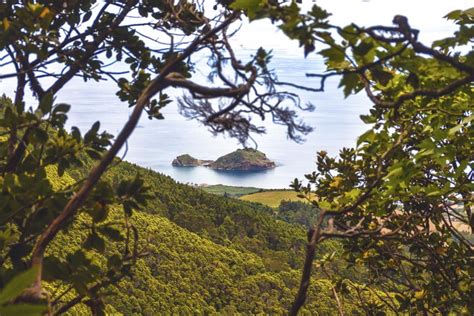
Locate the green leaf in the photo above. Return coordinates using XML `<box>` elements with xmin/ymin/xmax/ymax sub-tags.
<box><xmin>84</xmin><ymin>232</ymin><xmax>106</xmax><ymax>252</ymax></box>
<box><xmin>38</xmin><ymin>93</ymin><xmax>54</xmax><ymax>115</ymax></box>
<box><xmin>43</xmin><ymin>256</ymin><xmax>69</xmax><ymax>281</ymax></box>
<box><xmin>57</xmin><ymin>160</ymin><xmax>69</xmax><ymax>177</ymax></box>
<box><xmin>463</xmin><ymin>7</ymin><xmax>474</xmax><ymax>17</ymax></box>
<box><xmin>360</xmin><ymin>114</ymin><xmax>376</xmax><ymax>124</ymax></box>
<box><xmin>107</xmin><ymin>254</ymin><xmax>122</xmax><ymax>271</ymax></box>
<box><xmin>345</xmin><ymin>188</ymin><xmax>361</xmax><ymax>200</ymax></box>
<box><xmin>338</xmin><ymin>25</ymin><xmax>357</xmax><ymax>43</ymax></box>
<box><xmin>449</xmin><ymin>114</ymin><xmax>474</xmax><ymax>136</ymax></box>
<box><xmin>304</xmin><ymin>41</ymin><xmax>315</xmax><ymax>57</ymax></box>
<box><xmin>353</xmin><ymin>41</ymin><xmax>373</xmax><ymax>57</ymax></box>
<box><xmin>357</xmin><ymin>129</ymin><xmax>375</xmax><ymax>146</ymax></box>
<box><xmin>0</xmin><ymin>268</ymin><xmax>37</xmax><ymax>304</ymax></box>
<box><xmin>53</xmin><ymin>103</ymin><xmax>70</xmax><ymax>114</ymax></box>
<box><xmin>320</xmin><ymin>47</ymin><xmax>345</xmax><ymax>65</ymax></box>
<box><xmin>426</xmin><ymin>190</ymin><xmax>441</xmax><ymax>197</ymax></box>
<box><xmin>33</xmin><ymin>128</ymin><xmax>48</xmax><ymax>144</ymax></box>
<box><xmin>339</xmin><ymin>73</ymin><xmax>361</xmax><ymax>98</ymax></box>
<box><xmin>371</xmin><ymin>68</ymin><xmax>393</xmax><ymax>86</ymax></box>
<box><xmin>82</xmin><ymin>11</ymin><xmax>92</xmax><ymax>23</ymax></box>
<box><xmin>406</xmin><ymin>72</ymin><xmax>419</xmax><ymax>88</ymax></box>
<box><xmin>385</xmin><ymin>166</ymin><xmax>403</xmax><ymax>179</ymax></box>
<box><xmin>98</xmin><ymin>226</ymin><xmax>124</xmax><ymax>241</ymax></box>
<box><xmin>309</xmin><ymin>5</ymin><xmax>330</xmax><ymax>20</ymax></box>
<box><xmin>86</xmin><ymin>203</ymin><xmax>109</xmax><ymax>223</ymax></box>
<box><xmin>8</xmin><ymin>243</ymin><xmax>32</xmax><ymax>265</ymax></box>
<box><xmin>71</xmin><ymin>126</ymin><xmax>81</xmax><ymax>142</ymax></box>
<box><xmin>67</xmin><ymin>250</ymin><xmax>87</xmax><ymax>269</ymax></box>
<box><xmin>444</xmin><ymin>10</ymin><xmax>461</xmax><ymax>20</ymax></box>
<box><xmin>84</xmin><ymin>121</ymin><xmax>100</xmax><ymax>144</ymax></box>
<box><xmin>230</xmin><ymin>0</ymin><xmax>264</xmax><ymax>20</ymax></box>
<box><xmin>90</xmin><ymin>121</ymin><xmax>100</xmax><ymax>134</ymax></box>
<box><xmin>415</xmin><ymin>148</ymin><xmax>434</xmax><ymax>159</ymax></box>
<box><xmin>448</xmin><ymin>124</ymin><xmax>462</xmax><ymax>136</ymax></box>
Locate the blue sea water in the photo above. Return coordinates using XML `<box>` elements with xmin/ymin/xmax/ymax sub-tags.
<box><xmin>2</xmin><ymin>52</ymin><xmax>370</xmax><ymax>189</ymax></box>
<box><xmin>60</xmin><ymin>53</ymin><xmax>371</xmax><ymax>189</ymax></box>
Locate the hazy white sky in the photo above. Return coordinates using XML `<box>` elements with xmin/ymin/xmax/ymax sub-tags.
<box><xmin>232</xmin><ymin>0</ymin><xmax>473</xmax><ymax>52</ymax></box>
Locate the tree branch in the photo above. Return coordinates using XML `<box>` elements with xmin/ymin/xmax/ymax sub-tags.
<box><xmin>29</xmin><ymin>11</ymin><xmax>240</xmax><ymax>300</ymax></box>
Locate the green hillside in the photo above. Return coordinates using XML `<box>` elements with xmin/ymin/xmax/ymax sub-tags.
<box><xmin>69</xmin><ymin>159</ymin><xmax>315</xmax><ymax>271</ymax></box>
<box><xmin>50</xmin><ymin>204</ymin><xmax>366</xmax><ymax>314</ymax></box>
<box><xmin>47</xmin><ymin>159</ymin><xmax>387</xmax><ymax>314</ymax></box>
<box><xmin>98</xmin><ymin>211</ymin><xmax>363</xmax><ymax>314</ymax></box>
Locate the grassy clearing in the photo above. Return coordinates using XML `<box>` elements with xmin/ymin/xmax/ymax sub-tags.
<box><xmin>201</xmin><ymin>184</ymin><xmax>262</xmax><ymax>197</ymax></box>
<box><xmin>240</xmin><ymin>190</ymin><xmax>305</xmax><ymax>207</ymax></box>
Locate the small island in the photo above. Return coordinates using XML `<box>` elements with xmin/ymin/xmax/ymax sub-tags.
<box><xmin>171</xmin><ymin>154</ymin><xmax>213</xmax><ymax>167</ymax></box>
<box><xmin>172</xmin><ymin>148</ymin><xmax>276</xmax><ymax>171</ymax></box>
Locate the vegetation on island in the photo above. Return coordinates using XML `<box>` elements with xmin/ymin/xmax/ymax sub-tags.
<box><xmin>172</xmin><ymin>148</ymin><xmax>276</xmax><ymax>170</ymax></box>
<box><xmin>210</xmin><ymin>148</ymin><xmax>276</xmax><ymax>170</ymax></box>
<box><xmin>0</xmin><ymin>1</ymin><xmax>472</xmax><ymax>315</ymax></box>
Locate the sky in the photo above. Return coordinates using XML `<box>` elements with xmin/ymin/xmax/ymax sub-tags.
<box><xmin>231</xmin><ymin>0</ymin><xmax>473</xmax><ymax>53</ymax></box>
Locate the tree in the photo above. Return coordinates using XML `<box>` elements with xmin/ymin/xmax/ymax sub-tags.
<box><xmin>0</xmin><ymin>1</ymin><xmax>313</xmax><ymax>313</ymax></box>
<box><xmin>1</xmin><ymin>0</ymin><xmax>472</xmax><ymax>314</ymax></box>
<box><xmin>230</xmin><ymin>2</ymin><xmax>473</xmax><ymax>314</ymax></box>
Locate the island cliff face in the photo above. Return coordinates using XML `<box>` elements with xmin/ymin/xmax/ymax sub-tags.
<box><xmin>172</xmin><ymin>149</ymin><xmax>276</xmax><ymax>171</ymax></box>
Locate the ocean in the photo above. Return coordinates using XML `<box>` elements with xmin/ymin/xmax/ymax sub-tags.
<box><xmin>60</xmin><ymin>53</ymin><xmax>369</xmax><ymax>189</ymax></box>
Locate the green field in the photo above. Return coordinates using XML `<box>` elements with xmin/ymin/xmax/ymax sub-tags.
<box><xmin>201</xmin><ymin>184</ymin><xmax>262</xmax><ymax>197</ymax></box>
<box><xmin>240</xmin><ymin>190</ymin><xmax>305</xmax><ymax>207</ymax></box>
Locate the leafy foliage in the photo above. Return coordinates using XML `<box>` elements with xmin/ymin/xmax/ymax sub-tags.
<box><xmin>0</xmin><ymin>1</ymin><xmax>314</xmax><ymax>313</ymax></box>
<box><xmin>0</xmin><ymin>268</ymin><xmax>45</xmax><ymax>315</ymax></box>
<box><xmin>258</xmin><ymin>3</ymin><xmax>474</xmax><ymax>314</ymax></box>
<box><xmin>0</xmin><ymin>0</ymin><xmax>471</xmax><ymax>314</ymax></box>
<box><xmin>0</xmin><ymin>95</ymin><xmax>149</xmax><ymax>313</ymax></box>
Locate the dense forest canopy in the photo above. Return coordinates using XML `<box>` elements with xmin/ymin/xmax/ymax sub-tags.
<box><xmin>0</xmin><ymin>0</ymin><xmax>472</xmax><ymax>315</ymax></box>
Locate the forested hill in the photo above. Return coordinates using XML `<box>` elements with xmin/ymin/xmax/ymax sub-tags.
<box><xmin>56</xmin><ymin>159</ymin><xmax>384</xmax><ymax>314</ymax></box>
<box><xmin>69</xmin><ymin>159</ymin><xmax>313</xmax><ymax>271</ymax></box>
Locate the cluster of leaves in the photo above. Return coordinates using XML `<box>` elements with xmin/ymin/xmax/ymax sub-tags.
<box><xmin>0</xmin><ymin>95</ymin><xmax>149</xmax><ymax>314</ymax></box>
<box><xmin>0</xmin><ymin>0</ymin><xmax>318</xmax><ymax>313</ymax></box>
<box><xmin>263</xmin><ymin>3</ymin><xmax>474</xmax><ymax>315</ymax></box>
<box><xmin>0</xmin><ymin>1</ymin><xmax>205</xmax><ymax>118</ymax></box>
<box><xmin>229</xmin><ymin>0</ymin><xmax>332</xmax><ymax>57</ymax></box>
<box><xmin>0</xmin><ymin>1</ymin><xmax>318</xmax><ymax>313</ymax></box>
<box><xmin>0</xmin><ymin>0</ymin><xmax>471</xmax><ymax>314</ymax></box>
<box><xmin>227</xmin><ymin>0</ymin><xmax>473</xmax><ymax>313</ymax></box>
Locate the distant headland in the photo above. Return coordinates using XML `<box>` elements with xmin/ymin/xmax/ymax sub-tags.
<box><xmin>172</xmin><ymin>148</ymin><xmax>276</xmax><ymax>171</ymax></box>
